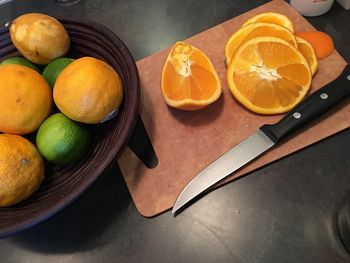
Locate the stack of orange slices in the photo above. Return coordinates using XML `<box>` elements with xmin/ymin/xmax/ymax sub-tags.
<box><xmin>225</xmin><ymin>12</ymin><xmax>318</xmax><ymax>114</ymax></box>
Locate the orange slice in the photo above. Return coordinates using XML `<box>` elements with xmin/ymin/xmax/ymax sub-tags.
<box><xmin>242</xmin><ymin>12</ymin><xmax>294</xmax><ymax>33</ymax></box>
<box><xmin>296</xmin><ymin>36</ymin><xmax>318</xmax><ymax>76</ymax></box>
<box><xmin>227</xmin><ymin>37</ymin><xmax>312</xmax><ymax>114</ymax></box>
<box><xmin>161</xmin><ymin>41</ymin><xmax>221</xmax><ymax>111</ymax></box>
<box><xmin>225</xmin><ymin>22</ymin><xmax>297</xmax><ymax>66</ymax></box>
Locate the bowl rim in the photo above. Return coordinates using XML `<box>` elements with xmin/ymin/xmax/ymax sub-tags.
<box><xmin>0</xmin><ymin>18</ymin><xmax>140</xmax><ymax>238</ymax></box>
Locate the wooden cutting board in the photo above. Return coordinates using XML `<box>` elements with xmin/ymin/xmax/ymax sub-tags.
<box><xmin>118</xmin><ymin>0</ymin><xmax>349</xmax><ymax>217</ymax></box>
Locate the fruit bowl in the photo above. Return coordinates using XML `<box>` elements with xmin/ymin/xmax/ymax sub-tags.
<box><xmin>0</xmin><ymin>18</ymin><xmax>140</xmax><ymax>237</ymax></box>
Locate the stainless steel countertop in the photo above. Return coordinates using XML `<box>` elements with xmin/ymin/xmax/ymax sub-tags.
<box><xmin>0</xmin><ymin>1</ymin><xmax>349</xmax><ymax>262</ymax></box>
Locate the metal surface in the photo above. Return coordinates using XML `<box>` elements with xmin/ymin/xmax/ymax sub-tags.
<box><xmin>0</xmin><ymin>1</ymin><xmax>350</xmax><ymax>262</ymax></box>
<box><xmin>172</xmin><ymin>130</ymin><xmax>274</xmax><ymax>213</ymax></box>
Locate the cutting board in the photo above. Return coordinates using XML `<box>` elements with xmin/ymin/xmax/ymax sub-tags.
<box><xmin>118</xmin><ymin>0</ymin><xmax>349</xmax><ymax>217</ymax></box>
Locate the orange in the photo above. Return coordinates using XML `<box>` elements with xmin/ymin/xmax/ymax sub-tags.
<box><xmin>0</xmin><ymin>134</ymin><xmax>44</xmax><ymax>207</ymax></box>
<box><xmin>225</xmin><ymin>22</ymin><xmax>297</xmax><ymax>65</ymax></box>
<box><xmin>242</xmin><ymin>12</ymin><xmax>294</xmax><ymax>33</ymax></box>
<box><xmin>0</xmin><ymin>64</ymin><xmax>52</xmax><ymax>135</ymax></box>
<box><xmin>296</xmin><ymin>36</ymin><xmax>318</xmax><ymax>76</ymax></box>
<box><xmin>227</xmin><ymin>37</ymin><xmax>312</xmax><ymax>114</ymax></box>
<box><xmin>295</xmin><ymin>31</ymin><xmax>334</xmax><ymax>60</ymax></box>
<box><xmin>161</xmin><ymin>41</ymin><xmax>221</xmax><ymax>111</ymax></box>
<box><xmin>54</xmin><ymin>57</ymin><xmax>123</xmax><ymax>124</ymax></box>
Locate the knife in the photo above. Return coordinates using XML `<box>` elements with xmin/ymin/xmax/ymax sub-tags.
<box><xmin>172</xmin><ymin>64</ymin><xmax>350</xmax><ymax>214</ymax></box>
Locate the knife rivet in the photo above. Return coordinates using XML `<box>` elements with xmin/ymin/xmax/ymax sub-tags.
<box><xmin>320</xmin><ymin>93</ymin><xmax>328</xmax><ymax>100</ymax></box>
<box><xmin>347</xmin><ymin>75</ymin><xmax>350</xmax><ymax>81</ymax></box>
<box><xmin>293</xmin><ymin>112</ymin><xmax>301</xmax><ymax>119</ymax></box>
<box><xmin>4</xmin><ymin>21</ymin><xmax>10</xmax><ymax>27</ymax></box>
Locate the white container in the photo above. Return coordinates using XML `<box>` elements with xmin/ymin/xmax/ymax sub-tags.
<box><xmin>337</xmin><ymin>0</ymin><xmax>350</xmax><ymax>10</ymax></box>
<box><xmin>290</xmin><ymin>0</ymin><xmax>334</xmax><ymax>16</ymax></box>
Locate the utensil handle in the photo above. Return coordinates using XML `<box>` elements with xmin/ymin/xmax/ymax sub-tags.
<box><xmin>260</xmin><ymin>64</ymin><xmax>350</xmax><ymax>143</ymax></box>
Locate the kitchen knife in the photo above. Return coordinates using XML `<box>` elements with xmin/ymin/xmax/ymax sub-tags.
<box><xmin>172</xmin><ymin>64</ymin><xmax>350</xmax><ymax>214</ymax></box>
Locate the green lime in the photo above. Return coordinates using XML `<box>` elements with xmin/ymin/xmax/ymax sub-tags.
<box><xmin>0</xmin><ymin>56</ymin><xmax>41</xmax><ymax>73</ymax></box>
<box><xmin>42</xmin><ymin>57</ymin><xmax>74</xmax><ymax>89</ymax></box>
<box><xmin>36</xmin><ymin>113</ymin><xmax>91</xmax><ymax>165</ymax></box>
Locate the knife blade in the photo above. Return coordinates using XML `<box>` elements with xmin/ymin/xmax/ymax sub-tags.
<box><xmin>172</xmin><ymin>64</ymin><xmax>350</xmax><ymax>214</ymax></box>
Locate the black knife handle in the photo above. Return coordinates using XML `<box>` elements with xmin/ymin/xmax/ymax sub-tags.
<box><xmin>260</xmin><ymin>64</ymin><xmax>350</xmax><ymax>144</ymax></box>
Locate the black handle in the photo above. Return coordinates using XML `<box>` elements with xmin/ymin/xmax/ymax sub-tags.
<box><xmin>261</xmin><ymin>64</ymin><xmax>350</xmax><ymax>144</ymax></box>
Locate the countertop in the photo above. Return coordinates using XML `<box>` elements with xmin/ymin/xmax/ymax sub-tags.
<box><xmin>0</xmin><ymin>0</ymin><xmax>349</xmax><ymax>262</ymax></box>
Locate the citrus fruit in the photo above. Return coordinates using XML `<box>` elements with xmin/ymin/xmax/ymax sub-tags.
<box><xmin>54</xmin><ymin>57</ymin><xmax>123</xmax><ymax>124</ymax></box>
<box><xmin>161</xmin><ymin>41</ymin><xmax>221</xmax><ymax>111</ymax></box>
<box><xmin>0</xmin><ymin>64</ymin><xmax>52</xmax><ymax>135</ymax></box>
<box><xmin>1</xmin><ymin>56</ymin><xmax>41</xmax><ymax>72</ymax></box>
<box><xmin>10</xmin><ymin>13</ymin><xmax>70</xmax><ymax>64</ymax></box>
<box><xmin>225</xmin><ymin>22</ymin><xmax>297</xmax><ymax>66</ymax></box>
<box><xmin>296</xmin><ymin>36</ymin><xmax>318</xmax><ymax>76</ymax></box>
<box><xmin>242</xmin><ymin>12</ymin><xmax>294</xmax><ymax>33</ymax></box>
<box><xmin>0</xmin><ymin>134</ymin><xmax>44</xmax><ymax>207</ymax></box>
<box><xmin>42</xmin><ymin>57</ymin><xmax>74</xmax><ymax>89</ymax></box>
<box><xmin>227</xmin><ymin>37</ymin><xmax>312</xmax><ymax>114</ymax></box>
<box><xmin>295</xmin><ymin>31</ymin><xmax>334</xmax><ymax>60</ymax></box>
<box><xmin>36</xmin><ymin>113</ymin><xmax>91</xmax><ymax>165</ymax></box>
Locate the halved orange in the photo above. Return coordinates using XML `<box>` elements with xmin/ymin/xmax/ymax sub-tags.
<box><xmin>242</xmin><ymin>12</ymin><xmax>294</xmax><ymax>33</ymax></box>
<box><xmin>227</xmin><ymin>37</ymin><xmax>312</xmax><ymax>114</ymax></box>
<box><xmin>225</xmin><ymin>22</ymin><xmax>297</xmax><ymax>66</ymax></box>
<box><xmin>161</xmin><ymin>41</ymin><xmax>221</xmax><ymax>111</ymax></box>
<box><xmin>296</xmin><ymin>36</ymin><xmax>318</xmax><ymax>76</ymax></box>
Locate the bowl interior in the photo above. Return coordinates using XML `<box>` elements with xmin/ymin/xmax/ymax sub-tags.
<box><xmin>0</xmin><ymin>19</ymin><xmax>140</xmax><ymax>237</ymax></box>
